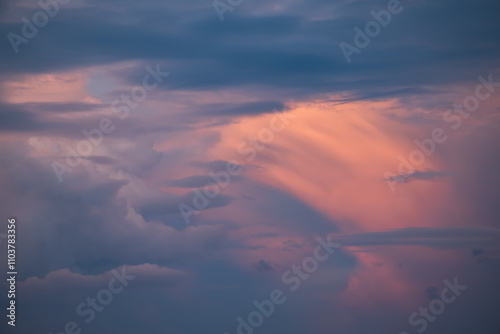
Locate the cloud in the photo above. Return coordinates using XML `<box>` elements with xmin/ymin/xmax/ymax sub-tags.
<box><xmin>0</xmin><ymin>142</ymin><xmax>233</xmax><ymax>280</ymax></box>
<box><xmin>329</xmin><ymin>226</ymin><xmax>500</xmax><ymax>249</ymax></box>
<box><xmin>0</xmin><ymin>0</ymin><xmax>498</xmax><ymax>106</ymax></box>
<box><xmin>255</xmin><ymin>259</ymin><xmax>274</xmax><ymax>272</ymax></box>
<box><xmin>163</xmin><ymin>174</ymin><xmax>243</xmax><ymax>188</ymax></box>
<box><xmin>1</xmin><ymin>1</ymin><xmax>500</xmax><ymax>334</ymax></box>
<box><xmin>472</xmin><ymin>248</ymin><xmax>485</xmax><ymax>257</ymax></box>
<box><xmin>138</xmin><ymin>192</ymin><xmax>233</xmax><ymax>220</ymax></box>
<box><xmin>0</xmin><ymin>102</ymin><xmax>44</xmax><ymax>131</ymax></box>
<box><xmin>191</xmin><ymin>160</ymin><xmax>246</xmax><ymax>173</ymax></box>
<box><xmin>425</xmin><ymin>286</ymin><xmax>439</xmax><ymax>300</ymax></box>
<box><xmin>21</xmin><ymin>263</ymin><xmax>186</xmax><ymax>292</ymax></box>
<box><xmin>196</xmin><ymin>101</ymin><xmax>286</xmax><ymax>116</ymax></box>
<box><xmin>85</xmin><ymin>155</ymin><xmax>117</xmax><ymax>165</ymax></box>
<box><xmin>384</xmin><ymin>169</ymin><xmax>447</xmax><ymax>184</ymax></box>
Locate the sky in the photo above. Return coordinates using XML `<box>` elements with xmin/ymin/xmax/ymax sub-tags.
<box><xmin>0</xmin><ymin>0</ymin><xmax>500</xmax><ymax>333</ymax></box>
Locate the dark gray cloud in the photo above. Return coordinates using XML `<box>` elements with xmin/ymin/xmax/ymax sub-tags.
<box><xmin>0</xmin><ymin>102</ymin><xmax>44</xmax><ymax>131</ymax></box>
<box><xmin>330</xmin><ymin>226</ymin><xmax>500</xmax><ymax>249</ymax></box>
<box><xmin>85</xmin><ymin>155</ymin><xmax>117</xmax><ymax>165</ymax></box>
<box><xmin>472</xmin><ymin>248</ymin><xmax>485</xmax><ymax>257</ymax></box>
<box><xmin>385</xmin><ymin>169</ymin><xmax>447</xmax><ymax>184</ymax></box>
<box><xmin>0</xmin><ymin>99</ymin><xmax>190</xmax><ymax>137</ymax></box>
<box><xmin>235</xmin><ymin>179</ymin><xmax>340</xmax><ymax>236</ymax></box>
<box><xmin>255</xmin><ymin>259</ymin><xmax>274</xmax><ymax>272</ymax></box>
<box><xmin>23</xmin><ymin>101</ymin><xmax>104</xmax><ymax>113</ymax></box>
<box><xmin>138</xmin><ymin>192</ymin><xmax>233</xmax><ymax>220</ymax></box>
<box><xmin>191</xmin><ymin>160</ymin><xmax>245</xmax><ymax>173</ymax></box>
<box><xmin>196</xmin><ymin>100</ymin><xmax>286</xmax><ymax>116</ymax></box>
<box><xmin>0</xmin><ymin>0</ymin><xmax>498</xmax><ymax>107</ymax></box>
<box><xmin>163</xmin><ymin>174</ymin><xmax>243</xmax><ymax>188</ymax></box>
<box><xmin>425</xmin><ymin>286</ymin><xmax>439</xmax><ymax>300</ymax></box>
